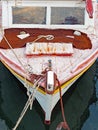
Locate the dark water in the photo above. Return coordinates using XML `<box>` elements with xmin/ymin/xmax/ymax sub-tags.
<box><xmin>0</xmin><ymin>59</ymin><xmax>98</xmax><ymax>130</ymax></box>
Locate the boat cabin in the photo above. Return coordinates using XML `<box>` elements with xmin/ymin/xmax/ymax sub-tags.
<box><xmin>1</xmin><ymin>0</ymin><xmax>97</xmax><ymax>35</ymax></box>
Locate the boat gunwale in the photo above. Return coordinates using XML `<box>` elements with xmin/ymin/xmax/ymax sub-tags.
<box><xmin>0</xmin><ymin>59</ymin><xmax>96</xmax><ymax>95</ymax></box>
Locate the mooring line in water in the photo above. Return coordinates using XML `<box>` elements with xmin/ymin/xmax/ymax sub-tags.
<box><xmin>12</xmin><ymin>78</ymin><xmax>41</xmax><ymax>130</ymax></box>
<box><xmin>56</xmin><ymin>80</ymin><xmax>70</xmax><ymax>130</ymax></box>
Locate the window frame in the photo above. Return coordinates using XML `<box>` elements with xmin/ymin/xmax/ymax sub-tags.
<box><xmin>2</xmin><ymin>0</ymin><xmax>94</xmax><ymax>30</ymax></box>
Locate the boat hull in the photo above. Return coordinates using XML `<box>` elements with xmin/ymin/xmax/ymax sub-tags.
<box><xmin>0</xmin><ymin>59</ymin><xmax>95</xmax><ymax>123</ymax></box>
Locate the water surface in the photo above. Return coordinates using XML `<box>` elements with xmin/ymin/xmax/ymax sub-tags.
<box><xmin>0</xmin><ymin>60</ymin><xmax>98</xmax><ymax>130</ymax></box>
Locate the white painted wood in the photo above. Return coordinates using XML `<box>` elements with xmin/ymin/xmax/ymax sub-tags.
<box><xmin>1</xmin><ymin>0</ymin><xmax>96</xmax><ymax>33</ymax></box>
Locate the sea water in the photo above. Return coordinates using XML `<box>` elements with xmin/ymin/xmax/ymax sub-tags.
<box><xmin>0</xmin><ymin>59</ymin><xmax>98</xmax><ymax>130</ymax></box>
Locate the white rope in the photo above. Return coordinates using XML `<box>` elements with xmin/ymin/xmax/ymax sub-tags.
<box><xmin>12</xmin><ymin>77</ymin><xmax>42</xmax><ymax>130</ymax></box>
<box><xmin>0</xmin><ymin>30</ymin><xmax>54</xmax><ymax>83</ymax></box>
<box><xmin>12</xmin><ymin>94</ymin><xmax>34</xmax><ymax>130</ymax></box>
<box><xmin>0</xmin><ymin>30</ymin><xmax>54</xmax><ymax>130</ymax></box>
<box><xmin>30</xmin><ymin>34</ymin><xmax>54</xmax><ymax>43</ymax></box>
<box><xmin>0</xmin><ymin>31</ymin><xmax>54</xmax><ymax>70</ymax></box>
<box><xmin>0</xmin><ymin>30</ymin><xmax>30</xmax><ymax>90</ymax></box>
<box><xmin>26</xmin><ymin>77</ymin><xmax>42</xmax><ymax>110</ymax></box>
<box><xmin>0</xmin><ymin>30</ymin><xmax>28</xmax><ymax>71</ymax></box>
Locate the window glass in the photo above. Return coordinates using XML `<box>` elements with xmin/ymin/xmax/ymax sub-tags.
<box><xmin>12</xmin><ymin>6</ymin><xmax>46</xmax><ymax>24</ymax></box>
<box><xmin>51</xmin><ymin>7</ymin><xmax>85</xmax><ymax>25</ymax></box>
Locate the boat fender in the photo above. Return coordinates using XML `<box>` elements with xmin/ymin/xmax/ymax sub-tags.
<box><xmin>46</xmin><ymin>70</ymin><xmax>56</xmax><ymax>94</ymax></box>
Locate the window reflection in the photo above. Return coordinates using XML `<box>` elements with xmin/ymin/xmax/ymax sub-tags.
<box><xmin>12</xmin><ymin>6</ymin><xmax>46</xmax><ymax>24</ymax></box>
<box><xmin>51</xmin><ymin>7</ymin><xmax>85</xmax><ymax>25</ymax></box>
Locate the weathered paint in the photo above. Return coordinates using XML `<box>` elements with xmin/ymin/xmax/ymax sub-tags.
<box><xmin>0</xmin><ymin>2</ymin><xmax>2</xmax><ymax>27</ymax></box>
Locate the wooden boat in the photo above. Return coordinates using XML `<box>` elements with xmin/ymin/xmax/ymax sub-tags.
<box><xmin>0</xmin><ymin>0</ymin><xmax>98</xmax><ymax>130</ymax></box>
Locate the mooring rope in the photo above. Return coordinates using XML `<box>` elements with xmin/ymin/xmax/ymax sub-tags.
<box><xmin>0</xmin><ymin>30</ymin><xmax>54</xmax><ymax>85</ymax></box>
<box><xmin>12</xmin><ymin>77</ymin><xmax>43</xmax><ymax>130</ymax></box>
<box><xmin>56</xmin><ymin>80</ymin><xmax>70</xmax><ymax>130</ymax></box>
<box><xmin>0</xmin><ymin>30</ymin><xmax>28</xmax><ymax>71</ymax></box>
<box><xmin>0</xmin><ymin>30</ymin><xmax>30</xmax><ymax>90</ymax></box>
<box><xmin>0</xmin><ymin>30</ymin><xmax>55</xmax><ymax>130</ymax></box>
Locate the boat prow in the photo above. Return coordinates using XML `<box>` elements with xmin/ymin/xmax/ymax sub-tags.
<box><xmin>0</xmin><ymin>0</ymin><xmax>98</xmax><ymax>130</ymax></box>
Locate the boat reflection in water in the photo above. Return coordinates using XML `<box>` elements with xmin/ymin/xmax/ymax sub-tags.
<box><xmin>0</xmin><ymin>59</ymin><xmax>98</xmax><ymax>130</ymax></box>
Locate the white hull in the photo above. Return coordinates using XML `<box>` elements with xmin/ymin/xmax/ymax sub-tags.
<box><xmin>1</xmin><ymin>59</ymin><xmax>95</xmax><ymax>122</ymax></box>
<box><xmin>0</xmin><ymin>1</ymin><xmax>98</xmax><ymax>129</ymax></box>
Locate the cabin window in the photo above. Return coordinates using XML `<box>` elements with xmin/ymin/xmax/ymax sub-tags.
<box><xmin>2</xmin><ymin>0</ymin><xmax>94</xmax><ymax>29</ymax></box>
<box><xmin>12</xmin><ymin>6</ymin><xmax>46</xmax><ymax>24</ymax></box>
<box><xmin>51</xmin><ymin>7</ymin><xmax>85</xmax><ymax>25</ymax></box>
